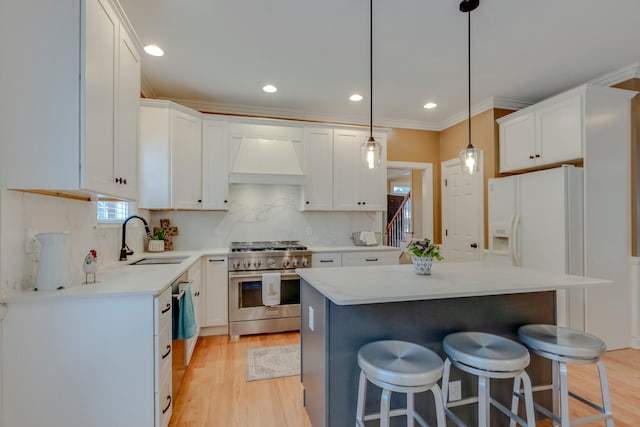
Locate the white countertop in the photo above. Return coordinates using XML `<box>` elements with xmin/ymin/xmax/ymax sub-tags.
<box><xmin>297</xmin><ymin>261</ymin><xmax>612</xmax><ymax>305</ymax></box>
<box><xmin>309</xmin><ymin>245</ymin><xmax>400</xmax><ymax>253</ymax></box>
<box><xmin>2</xmin><ymin>249</ymin><xmax>228</xmax><ymax>302</ymax></box>
<box><xmin>1</xmin><ymin>245</ymin><xmax>401</xmax><ymax>303</ymax></box>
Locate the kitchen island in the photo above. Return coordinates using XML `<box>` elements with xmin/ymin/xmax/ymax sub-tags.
<box><xmin>297</xmin><ymin>262</ymin><xmax>610</xmax><ymax>427</ymax></box>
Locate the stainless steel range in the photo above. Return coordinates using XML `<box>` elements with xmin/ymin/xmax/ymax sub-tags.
<box><xmin>228</xmin><ymin>241</ymin><xmax>312</xmax><ymax>339</ymax></box>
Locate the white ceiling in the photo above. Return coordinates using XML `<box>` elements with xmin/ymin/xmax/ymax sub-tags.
<box><xmin>120</xmin><ymin>0</ymin><xmax>640</xmax><ymax>130</ymax></box>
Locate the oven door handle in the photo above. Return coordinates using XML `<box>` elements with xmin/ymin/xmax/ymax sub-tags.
<box><xmin>228</xmin><ymin>272</ymin><xmax>300</xmax><ymax>280</ymax></box>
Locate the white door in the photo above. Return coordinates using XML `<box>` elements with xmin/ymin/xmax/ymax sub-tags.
<box><xmin>441</xmin><ymin>156</ymin><xmax>484</xmax><ymax>262</ymax></box>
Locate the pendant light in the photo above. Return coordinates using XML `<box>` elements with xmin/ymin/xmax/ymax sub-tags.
<box><xmin>458</xmin><ymin>0</ymin><xmax>480</xmax><ymax>175</ymax></box>
<box><xmin>361</xmin><ymin>0</ymin><xmax>382</xmax><ymax>169</ymax></box>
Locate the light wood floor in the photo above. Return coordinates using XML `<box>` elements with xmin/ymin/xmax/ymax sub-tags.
<box><xmin>170</xmin><ymin>333</ymin><xmax>639</xmax><ymax>427</ymax></box>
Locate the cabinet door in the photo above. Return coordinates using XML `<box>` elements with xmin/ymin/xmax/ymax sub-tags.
<box><xmin>202</xmin><ymin>120</ymin><xmax>229</xmax><ymax>210</ymax></box>
<box><xmin>333</xmin><ymin>130</ymin><xmax>363</xmax><ymax>210</ymax></box>
<box><xmin>499</xmin><ymin>112</ymin><xmax>536</xmax><ymax>173</ymax></box>
<box><xmin>302</xmin><ymin>128</ymin><xmax>333</xmax><ymax>210</ymax></box>
<box><xmin>359</xmin><ymin>133</ymin><xmax>387</xmax><ymax>210</ymax></box>
<box><xmin>171</xmin><ymin>110</ymin><xmax>202</xmax><ymax>209</ymax></box>
<box><xmin>115</xmin><ymin>26</ymin><xmax>140</xmax><ymax>200</ymax></box>
<box><xmin>537</xmin><ymin>95</ymin><xmax>583</xmax><ymax>165</ymax></box>
<box><xmin>204</xmin><ymin>257</ymin><xmax>228</xmax><ymax>327</ymax></box>
<box><xmin>83</xmin><ymin>0</ymin><xmax>118</xmax><ymax>195</ymax></box>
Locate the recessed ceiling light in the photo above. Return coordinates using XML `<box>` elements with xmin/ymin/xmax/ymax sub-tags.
<box><xmin>143</xmin><ymin>44</ymin><xmax>164</xmax><ymax>57</ymax></box>
<box><xmin>263</xmin><ymin>84</ymin><xmax>277</xmax><ymax>93</ymax></box>
<box><xmin>424</xmin><ymin>102</ymin><xmax>437</xmax><ymax>109</ymax></box>
<box><xmin>350</xmin><ymin>94</ymin><xmax>363</xmax><ymax>102</ymax></box>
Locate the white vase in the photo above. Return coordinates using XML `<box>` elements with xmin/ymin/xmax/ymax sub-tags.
<box><xmin>148</xmin><ymin>240</ymin><xmax>165</xmax><ymax>252</ymax></box>
<box><xmin>411</xmin><ymin>255</ymin><xmax>433</xmax><ymax>275</ymax></box>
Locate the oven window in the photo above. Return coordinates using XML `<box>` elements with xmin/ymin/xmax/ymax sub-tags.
<box><xmin>240</xmin><ymin>278</ymin><xmax>300</xmax><ymax>308</ymax></box>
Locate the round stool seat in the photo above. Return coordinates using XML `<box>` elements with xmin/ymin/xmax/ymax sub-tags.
<box><xmin>443</xmin><ymin>332</ymin><xmax>530</xmax><ymax>372</ymax></box>
<box><xmin>518</xmin><ymin>324</ymin><xmax>606</xmax><ymax>360</ymax></box>
<box><xmin>357</xmin><ymin>340</ymin><xmax>443</xmax><ymax>387</ymax></box>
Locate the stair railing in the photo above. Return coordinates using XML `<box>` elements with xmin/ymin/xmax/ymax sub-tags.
<box><xmin>386</xmin><ymin>191</ymin><xmax>411</xmax><ymax>248</ymax></box>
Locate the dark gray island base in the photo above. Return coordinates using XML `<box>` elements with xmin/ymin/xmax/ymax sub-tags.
<box><xmin>300</xmin><ymin>280</ymin><xmax>555</xmax><ymax>427</ymax></box>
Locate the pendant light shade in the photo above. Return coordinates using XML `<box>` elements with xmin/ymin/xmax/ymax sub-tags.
<box><xmin>458</xmin><ymin>0</ymin><xmax>480</xmax><ymax>175</ymax></box>
<box><xmin>361</xmin><ymin>0</ymin><xmax>382</xmax><ymax>169</ymax></box>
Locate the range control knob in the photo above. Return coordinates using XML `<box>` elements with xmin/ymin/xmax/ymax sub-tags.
<box><xmin>300</xmin><ymin>257</ymin><xmax>309</xmax><ymax>267</ymax></box>
<box><xmin>253</xmin><ymin>260</ymin><xmax>262</xmax><ymax>268</ymax></box>
<box><xmin>232</xmin><ymin>261</ymin><xmax>240</xmax><ymax>270</ymax></box>
<box><xmin>282</xmin><ymin>259</ymin><xmax>290</xmax><ymax>268</ymax></box>
<box><xmin>243</xmin><ymin>259</ymin><xmax>252</xmax><ymax>269</ymax></box>
<box><xmin>267</xmin><ymin>258</ymin><xmax>277</xmax><ymax>269</ymax></box>
<box><xmin>291</xmin><ymin>258</ymin><xmax>298</xmax><ymax>267</ymax></box>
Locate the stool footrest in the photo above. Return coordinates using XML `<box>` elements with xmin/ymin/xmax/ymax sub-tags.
<box><xmin>490</xmin><ymin>397</ymin><xmax>529</xmax><ymax>427</ymax></box>
<box><xmin>447</xmin><ymin>396</ymin><xmax>479</xmax><ymax>408</ymax></box>
<box><xmin>568</xmin><ymin>390</ymin><xmax>606</xmax><ymax>413</ymax></box>
<box><xmin>363</xmin><ymin>408</ymin><xmax>428</xmax><ymax>427</ymax></box>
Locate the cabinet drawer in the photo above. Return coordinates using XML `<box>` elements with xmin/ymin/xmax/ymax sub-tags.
<box><xmin>155</xmin><ymin>376</ymin><xmax>173</xmax><ymax>427</ymax></box>
<box><xmin>342</xmin><ymin>251</ymin><xmax>399</xmax><ymax>267</ymax></box>
<box><xmin>154</xmin><ymin>287</ymin><xmax>172</xmax><ymax>336</ymax></box>
<box><xmin>155</xmin><ymin>327</ymin><xmax>172</xmax><ymax>390</ymax></box>
<box><xmin>312</xmin><ymin>252</ymin><xmax>342</xmax><ymax>268</ymax></box>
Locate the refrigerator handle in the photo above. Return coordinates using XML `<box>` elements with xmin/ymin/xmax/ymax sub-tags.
<box><xmin>510</xmin><ymin>214</ymin><xmax>521</xmax><ymax>266</ymax></box>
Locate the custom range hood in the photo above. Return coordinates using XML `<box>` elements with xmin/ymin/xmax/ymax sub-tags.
<box><xmin>228</xmin><ymin>124</ymin><xmax>306</xmax><ymax>185</ymax></box>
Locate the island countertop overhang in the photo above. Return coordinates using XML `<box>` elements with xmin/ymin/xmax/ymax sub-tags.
<box><xmin>296</xmin><ymin>262</ymin><xmax>611</xmax><ymax>306</ymax></box>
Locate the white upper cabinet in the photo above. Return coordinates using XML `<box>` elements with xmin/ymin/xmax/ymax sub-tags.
<box><xmin>0</xmin><ymin>0</ymin><xmax>140</xmax><ymax>200</ymax></box>
<box><xmin>171</xmin><ymin>110</ymin><xmax>203</xmax><ymax>210</ymax></box>
<box><xmin>202</xmin><ymin>120</ymin><xmax>230</xmax><ymax>210</ymax></box>
<box><xmin>301</xmin><ymin>128</ymin><xmax>334</xmax><ymax>210</ymax></box>
<box><xmin>499</xmin><ymin>88</ymin><xmax>583</xmax><ymax>173</ymax></box>
<box><xmin>139</xmin><ymin>100</ymin><xmax>206</xmax><ymax>209</ymax></box>
<box><xmin>333</xmin><ymin>130</ymin><xmax>387</xmax><ymax>211</ymax></box>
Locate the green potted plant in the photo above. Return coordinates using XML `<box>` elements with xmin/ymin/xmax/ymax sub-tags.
<box><xmin>403</xmin><ymin>238</ymin><xmax>443</xmax><ymax>275</ymax></box>
<box><xmin>148</xmin><ymin>229</ymin><xmax>165</xmax><ymax>252</ymax></box>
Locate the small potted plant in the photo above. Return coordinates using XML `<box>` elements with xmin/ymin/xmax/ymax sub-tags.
<box><xmin>148</xmin><ymin>229</ymin><xmax>165</xmax><ymax>252</ymax></box>
<box><xmin>403</xmin><ymin>238</ymin><xmax>443</xmax><ymax>275</ymax></box>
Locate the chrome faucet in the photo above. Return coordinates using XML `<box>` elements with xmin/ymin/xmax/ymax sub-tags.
<box><xmin>120</xmin><ymin>215</ymin><xmax>153</xmax><ymax>261</ymax></box>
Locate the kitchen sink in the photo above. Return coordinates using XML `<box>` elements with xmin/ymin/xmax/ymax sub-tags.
<box><xmin>129</xmin><ymin>256</ymin><xmax>189</xmax><ymax>265</ymax></box>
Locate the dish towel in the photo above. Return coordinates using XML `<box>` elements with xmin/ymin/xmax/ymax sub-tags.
<box><xmin>262</xmin><ymin>272</ymin><xmax>281</xmax><ymax>306</ymax></box>
<box><xmin>177</xmin><ymin>283</ymin><xmax>197</xmax><ymax>339</ymax></box>
<box><xmin>360</xmin><ymin>231</ymin><xmax>378</xmax><ymax>245</ymax></box>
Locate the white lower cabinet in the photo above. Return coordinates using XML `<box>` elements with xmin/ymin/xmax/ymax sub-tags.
<box><xmin>312</xmin><ymin>249</ymin><xmax>400</xmax><ymax>268</ymax></box>
<box><xmin>185</xmin><ymin>261</ymin><xmax>202</xmax><ymax>365</ymax></box>
<box><xmin>2</xmin><ymin>290</ymin><xmax>170</xmax><ymax>427</ymax></box>
<box><xmin>312</xmin><ymin>252</ymin><xmax>343</xmax><ymax>268</ymax></box>
<box><xmin>155</xmin><ymin>287</ymin><xmax>173</xmax><ymax>427</ymax></box>
<box><xmin>203</xmin><ymin>256</ymin><xmax>229</xmax><ymax>328</ymax></box>
<box><xmin>342</xmin><ymin>250</ymin><xmax>400</xmax><ymax>266</ymax></box>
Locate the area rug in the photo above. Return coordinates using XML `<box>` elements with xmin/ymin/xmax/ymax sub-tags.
<box><xmin>245</xmin><ymin>344</ymin><xmax>300</xmax><ymax>381</ymax></box>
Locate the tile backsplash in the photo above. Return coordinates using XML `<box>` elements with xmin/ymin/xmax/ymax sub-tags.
<box><xmin>149</xmin><ymin>184</ymin><xmax>383</xmax><ymax>249</ymax></box>
<box><xmin>0</xmin><ymin>184</ymin><xmax>382</xmax><ymax>296</ymax></box>
<box><xmin>0</xmin><ymin>190</ymin><xmax>147</xmax><ymax>295</ymax></box>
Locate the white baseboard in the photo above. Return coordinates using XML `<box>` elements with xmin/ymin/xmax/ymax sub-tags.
<box><xmin>630</xmin><ymin>257</ymin><xmax>639</xmax><ymax>349</ymax></box>
<box><xmin>199</xmin><ymin>325</ymin><xmax>229</xmax><ymax>337</ymax></box>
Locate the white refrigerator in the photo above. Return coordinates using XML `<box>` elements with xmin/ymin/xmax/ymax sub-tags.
<box><xmin>488</xmin><ymin>165</ymin><xmax>585</xmax><ymax>329</ymax></box>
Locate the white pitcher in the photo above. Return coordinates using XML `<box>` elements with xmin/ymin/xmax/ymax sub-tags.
<box><xmin>35</xmin><ymin>233</ymin><xmax>72</xmax><ymax>291</ymax></box>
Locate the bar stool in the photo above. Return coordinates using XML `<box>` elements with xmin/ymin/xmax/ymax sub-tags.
<box><xmin>355</xmin><ymin>340</ymin><xmax>446</xmax><ymax>427</ymax></box>
<box><xmin>441</xmin><ymin>332</ymin><xmax>536</xmax><ymax>427</ymax></box>
<box><xmin>515</xmin><ymin>324</ymin><xmax>613</xmax><ymax>427</ymax></box>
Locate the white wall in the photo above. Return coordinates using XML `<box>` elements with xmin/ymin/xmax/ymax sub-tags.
<box><xmin>0</xmin><ymin>190</ymin><xmax>147</xmax><ymax>296</ymax></box>
<box><xmin>149</xmin><ymin>184</ymin><xmax>382</xmax><ymax>249</ymax></box>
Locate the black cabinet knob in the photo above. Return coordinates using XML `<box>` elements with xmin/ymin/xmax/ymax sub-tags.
<box><xmin>362</xmin><ymin>202</ymin><xmax>366</xmax><ymax>205</ymax></box>
<box><xmin>306</xmin><ymin>201</ymin><xmax>310</xmax><ymax>205</ymax></box>
<box><xmin>197</xmin><ymin>199</ymin><xmax>202</xmax><ymax>203</ymax></box>
<box><xmin>224</xmin><ymin>200</ymin><xmax>228</xmax><ymax>203</ymax></box>
<box><xmin>529</xmin><ymin>155</ymin><xmax>534</xmax><ymax>159</ymax></box>
<box><xmin>535</xmin><ymin>154</ymin><xmax>540</xmax><ymax>158</ymax></box>
<box><xmin>123</xmin><ymin>178</ymin><xmax>127</xmax><ymax>185</ymax></box>
<box><xmin>357</xmin><ymin>202</ymin><xmax>362</xmax><ymax>205</ymax></box>
<box><xmin>470</xmin><ymin>243</ymin><xmax>478</xmax><ymax>248</ymax></box>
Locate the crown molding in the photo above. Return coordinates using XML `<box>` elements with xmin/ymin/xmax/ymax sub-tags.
<box><xmin>140</xmin><ymin>75</ymin><xmax>157</xmax><ymax>100</ymax></box>
<box><xmin>168</xmin><ymin>98</ymin><xmax>442</xmax><ymax>131</ymax></box>
<box><xmin>588</xmin><ymin>62</ymin><xmax>640</xmax><ymax>87</ymax></box>
<box><xmin>437</xmin><ymin>96</ymin><xmax>533</xmax><ymax>131</ymax></box>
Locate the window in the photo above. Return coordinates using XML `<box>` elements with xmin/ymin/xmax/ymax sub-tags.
<box><xmin>97</xmin><ymin>200</ymin><xmax>132</xmax><ymax>224</ymax></box>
